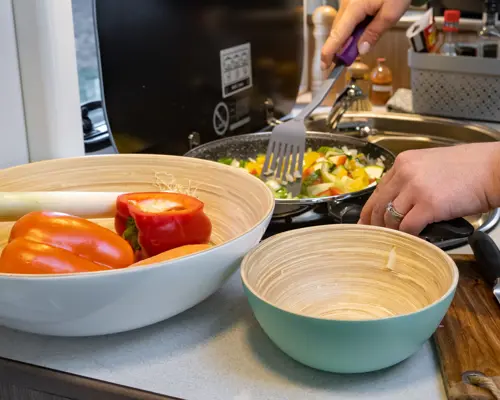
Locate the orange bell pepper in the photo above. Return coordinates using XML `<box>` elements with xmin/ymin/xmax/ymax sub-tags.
<box><xmin>0</xmin><ymin>211</ymin><xmax>135</xmax><ymax>274</ymax></box>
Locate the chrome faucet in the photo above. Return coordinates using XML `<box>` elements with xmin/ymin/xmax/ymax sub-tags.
<box><xmin>264</xmin><ymin>82</ymin><xmax>366</xmax><ymax>131</ymax></box>
<box><xmin>326</xmin><ymin>82</ymin><xmax>365</xmax><ymax>131</ymax></box>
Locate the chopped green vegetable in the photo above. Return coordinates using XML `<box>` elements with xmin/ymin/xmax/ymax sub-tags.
<box><xmin>317</xmin><ymin>146</ymin><xmax>333</xmax><ymax>154</ymax></box>
<box><xmin>303</xmin><ymin>170</ymin><xmax>320</xmax><ymax>186</ymax></box>
<box><xmin>301</xmin><ymin>170</ymin><xmax>321</xmax><ymax>195</ymax></box>
<box><xmin>365</xmin><ymin>165</ymin><xmax>385</xmax><ymax>180</ymax></box>
<box><xmin>218</xmin><ymin>157</ymin><xmax>233</xmax><ymax>165</ymax></box>
<box><xmin>216</xmin><ymin>146</ymin><xmax>386</xmax><ymax>199</ymax></box>
<box><xmin>274</xmin><ymin>187</ymin><xmax>289</xmax><ymax>199</ymax></box>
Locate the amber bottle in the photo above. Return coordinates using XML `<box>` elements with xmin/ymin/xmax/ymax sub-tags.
<box><xmin>369</xmin><ymin>58</ymin><xmax>393</xmax><ymax>106</ymax></box>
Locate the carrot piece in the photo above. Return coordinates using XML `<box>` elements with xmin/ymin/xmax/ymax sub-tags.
<box><xmin>130</xmin><ymin>244</ymin><xmax>213</xmax><ymax>267</ymax></box>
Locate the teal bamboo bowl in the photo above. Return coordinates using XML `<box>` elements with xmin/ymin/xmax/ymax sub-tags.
<box><xmin>241</xmin><ymin>224</ymin><xmax>458</xmax><ymax>373</ymax></box>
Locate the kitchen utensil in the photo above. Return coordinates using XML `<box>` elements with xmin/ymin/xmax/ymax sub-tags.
<box><xmin>261</xmin><ymin>18</ymin><xmax>373</xmax><ymax>197</ymax></box>
<box><xmin>0</xmin><ymin>191</ymin><xmax>124</xmax><ymax>221</ymax></box>
<box><xmin>240</xmin><ymin>224</ymin><xmax>458</xmax><ymax>374</ymax></box>
<box><xmin>468</xmin><ymin>230</ymin><xmax>500</xmax><ymax>305</ymax></box>
<box><xmin>434</xmin><ymin>254</ymin><xmax>500</xmax><ymax>399</ymax></box>
<box><xmin>0</xmin><ymin>154</ymin><xmax>274</xmax><ymax>337</ymax></box>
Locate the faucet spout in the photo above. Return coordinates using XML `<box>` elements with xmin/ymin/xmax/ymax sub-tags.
<box><xmin>327</xmin><ymin>83</ymin><xmax>366</xmax><ymax>131</ymax></box>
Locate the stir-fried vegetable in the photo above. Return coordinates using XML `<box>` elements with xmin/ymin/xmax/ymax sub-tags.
<box><xmin>217</xmin><ymin>146</ymin><xmax>386</xmax><ymax>199</ymax></box>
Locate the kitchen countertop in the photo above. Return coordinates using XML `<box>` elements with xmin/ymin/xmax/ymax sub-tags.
<box><xmin>4</xmin><ymin>110</ymin><xmax>500</xmax><ymax>400</ymax></box>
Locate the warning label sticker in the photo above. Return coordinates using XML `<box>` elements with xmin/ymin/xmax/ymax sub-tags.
<box><xmin>212</xmin><ymin>102</ymin><xmax>230</xmax><ymax>136</ymax></box>
<box><xmin>220</xmin><ymin>43</ymin><xmax>253</xmax><ymax>98</ymax></box>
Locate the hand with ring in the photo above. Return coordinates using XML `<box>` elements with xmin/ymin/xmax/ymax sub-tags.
<box><xmin>358</xmin><ymin>143</ymin><xmax>500</xmax><ymax>235</ymax></box>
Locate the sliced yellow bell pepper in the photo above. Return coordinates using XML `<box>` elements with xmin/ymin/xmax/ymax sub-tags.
<box><xmin>334</xmin><ymin>166</ymin><xmax>348</xmax><ymax>179</ymax></box>
<box><xmin>304</xmin><ymin>152</ymin><xmax>321</xmax><ymax>169</ymax></box>
<box><xmin>351</xmin><ymin>168</ymin><xmax>369</xmax><ymax>186</ymax></box>
<box><xmin>348</xmin><ymin>177</ymin><xmax>368</xmax><ymax>192</ymax></box>
<box><xmin>245</xmin><ymin>161</ymin><xmax>262</xmax><ymax>176</ymax></box>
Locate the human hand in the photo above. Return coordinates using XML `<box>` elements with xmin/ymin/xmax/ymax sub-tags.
<box><xmin>321</xmin><ymin>0</ymin><xmax>411</xmax><ymax>70</ymax></box>
<box><xmin>359</xmin><ymin>143</ymin><xmax>500</xmax><ymax>235</ymax></box>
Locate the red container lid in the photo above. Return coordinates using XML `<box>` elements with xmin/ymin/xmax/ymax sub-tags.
<box><xmin>444</xmin><ymin>9</ymin><xmax>461</xmax><ymax>23</ymax></box>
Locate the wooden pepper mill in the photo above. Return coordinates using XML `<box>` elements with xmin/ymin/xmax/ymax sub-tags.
<box><xmin>311</xmin><ymin>5</ymin><xmax>337</xmax><ymax>97</ymax></box>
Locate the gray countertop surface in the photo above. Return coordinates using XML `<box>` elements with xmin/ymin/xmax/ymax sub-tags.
<box><xmin>0</xmin><ymin>271</ymin><xmax>446</xmax><ymax>400</ymax></box>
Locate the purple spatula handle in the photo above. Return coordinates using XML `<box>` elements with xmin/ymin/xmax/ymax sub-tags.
<box><xmin>335</xmin><ymin>16</ymin><xmax>374</xmax><ymax>66</ymax></box>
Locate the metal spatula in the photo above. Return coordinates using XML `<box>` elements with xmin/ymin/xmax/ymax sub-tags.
<box><xmin>261</xmin><ymin>17</ymin><xmax>373</xmax><ymax>197</ymax></box>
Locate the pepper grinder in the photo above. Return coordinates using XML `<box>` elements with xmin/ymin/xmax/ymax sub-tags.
<box><xmin>311</xmin><ymin>5</ymin><xmax>337</xmax><ymax>96</ymax></box>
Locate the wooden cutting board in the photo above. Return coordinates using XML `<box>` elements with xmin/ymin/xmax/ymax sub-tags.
<box><xmin>434</xmin><ymin>254</ymin><xmax>500</xmax><ymax>399</ymax></box>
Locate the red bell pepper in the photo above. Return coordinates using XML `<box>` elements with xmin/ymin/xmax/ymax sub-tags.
<box><xmin>115</xmin><ymin>192</ymin><xmax>212</xmax><ymax>259</ymax></box>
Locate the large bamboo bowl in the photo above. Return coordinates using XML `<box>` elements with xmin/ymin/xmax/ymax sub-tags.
<box><xmin>241</xmin><ymin>224</ymin><xmax>458</xmax><ymax>373</ymax></box>
<box><xmin>0</xmin><ymin>154</ymin><xmax>274</xmax><ymax>336</ymax></box>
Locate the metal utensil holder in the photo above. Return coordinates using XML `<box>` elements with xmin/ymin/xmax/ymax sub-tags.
<box><xmin>408</xmin><ymin>50</ymin><xmax>500</xmax><ymax>123</ymax></box>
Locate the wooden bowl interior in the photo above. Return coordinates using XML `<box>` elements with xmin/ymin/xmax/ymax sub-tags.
<box><xmin>0</xmin><ymin>154</ymin><xmax>275</xmax><ymax>252</ymax></box>
<box><xmin>242</xmin><ymin>225</ymin><xmax>458</xmax><ymax>321</ymax></box>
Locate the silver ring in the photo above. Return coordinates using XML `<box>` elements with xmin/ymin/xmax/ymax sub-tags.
<box><xmin>386</xmin><ymin>201</ymin><xmax>405</xmax><ymax>222</ymax></box>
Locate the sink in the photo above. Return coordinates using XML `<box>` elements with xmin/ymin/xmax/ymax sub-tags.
<box><xmin>305</xmin><ymin>111</ymin><xmax>500</xmax><ymax>237</ymax></box>
<box><xmin>306</xmin><ymin>111</ymin><xmax>500</xmax><ymax>155</ymax></box>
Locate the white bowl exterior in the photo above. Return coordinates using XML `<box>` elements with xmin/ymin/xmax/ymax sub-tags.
<box><xmin>0</xmin><ymin>215</ymin><xmax>271</xmax><ymax>336</ymax></box>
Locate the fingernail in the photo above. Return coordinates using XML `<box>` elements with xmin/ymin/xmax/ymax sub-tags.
<box><xmin>320</xmin><ymin>61</ymin><xmax>327</xmax><ymax>71</ymax></box>
<box><xmin>358</xmin><ymin>41</ymin><xmax>371</xmax><ymax>55</ymax></box>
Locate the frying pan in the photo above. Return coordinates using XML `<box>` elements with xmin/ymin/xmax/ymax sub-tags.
<box><xmin>184</xmin><ymin>130</ymin><xmax>478</xmax><ymax>248</ymax></box>
<box><xmin>184</xmin><ymin>131</ymin><xmax>395</xmax><ymax>216</ymax></box>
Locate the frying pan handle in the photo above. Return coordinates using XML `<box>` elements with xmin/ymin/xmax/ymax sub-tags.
<box><xmin>419</xmin><ymin>218</ymin><xmax>474</xmax><ymax>241</ymax></box>
<box><xmin>327</xmin><ymin>203</ymin><xmax>474</xmax><ymax>242</ymax></box>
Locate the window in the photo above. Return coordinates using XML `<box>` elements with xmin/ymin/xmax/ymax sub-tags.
<box><xmin>72</xmin><ymin>0</ymin><xmax>101</xmax><ymax>105</ymax></box>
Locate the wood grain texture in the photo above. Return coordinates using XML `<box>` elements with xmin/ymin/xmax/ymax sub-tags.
<box><xmin>435</xmin><ymin>254</ymin><xmax>500</xmax><ymax>400</ymax></box>
<box><xmin>242</xmin><ymin>224</ymin><xmax>458</xmax><ymax>320</ymax></box>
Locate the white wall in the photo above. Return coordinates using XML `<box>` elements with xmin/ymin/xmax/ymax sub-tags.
<box><xmin>12</xmin><ymin>0</ymin><xmax>85</xmax><ymax>163</ymax></box>
<box><xmin>0</xmin><ymin>0</ymin><xmax>30</xmax><ymax>168</ymax></box>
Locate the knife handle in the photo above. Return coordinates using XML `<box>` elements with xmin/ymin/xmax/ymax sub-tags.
<box><xmin>469</xmin><ymin>231</ymin><xmax>500</xmax><ymax>286</ymax></box>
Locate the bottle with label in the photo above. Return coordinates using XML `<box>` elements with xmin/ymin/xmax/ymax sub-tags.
<box><xmin>369</xmin><ymin>58</ymin><xmax>393</xmax><ymax>106</ymax></box>
<box><xmin>440</xmin><ymin>10</ymin><xmax>460</xmax><ymax>56</ymax></box>
<box><xmin>478</xmin><ymin>0</ymin><xmax>500</xmax><ymax>58</ymax></box>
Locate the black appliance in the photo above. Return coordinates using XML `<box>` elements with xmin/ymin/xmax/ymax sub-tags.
<box><xmin>93</xmin><ymin>0</ymin><xmax>303</xmax><ymax>155</ymax></box>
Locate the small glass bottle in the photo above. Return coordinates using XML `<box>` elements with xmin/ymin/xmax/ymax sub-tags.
<box><xmin>369</xmin><ymin>58</ymin><xmax>393</xmax><ymax>106</ymax></box>
<box><xmin>440</xmin><ymin>10</ymin><xmax>460</xmax><ymax>56</ymax></box>
<box><xmin>478</xmin><ymin>0</ymin><xmax>500</xmax><ymax>58</ymax></box>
